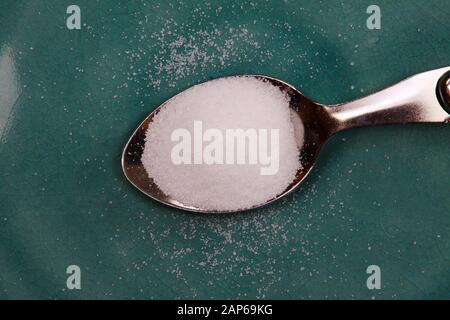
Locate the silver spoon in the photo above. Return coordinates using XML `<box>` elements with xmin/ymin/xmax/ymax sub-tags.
<box><xmin>122</xmin><ymin>66</ymin><xmax>450</xmax><ymax>213</ymax></box>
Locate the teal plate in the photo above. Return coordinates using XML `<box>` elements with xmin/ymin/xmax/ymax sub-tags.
<box><xmin>0</xmin><ymin>0</ymin><xmax>450</xmax><ymax>299</ymax></box>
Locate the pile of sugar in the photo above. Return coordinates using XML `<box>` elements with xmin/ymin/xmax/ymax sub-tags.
<box><xmin>142</xmin><ymin>77</ymin><xmax>302</xmax><ymax>211</ymax></box>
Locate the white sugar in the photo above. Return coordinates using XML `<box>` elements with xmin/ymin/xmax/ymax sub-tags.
<box><xmin>142</xmin><ymin>77</ymin><xmax>303</xmax><ymax>211</ymax></box>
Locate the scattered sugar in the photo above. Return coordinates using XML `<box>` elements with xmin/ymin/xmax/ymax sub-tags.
<box><xmin>144</xmin><ymin>21</ymin><xmax>269</xmax><ymax>90</ymax></box>
<box><xmin>141</xmin><ymin>77</ymin><xmax>303</xmax><ymax>211</ymax></box>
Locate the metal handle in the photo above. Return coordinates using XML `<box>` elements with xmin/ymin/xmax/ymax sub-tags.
<box><xmin>326</xmin><ymin>66</ymin><xmax>450</xmax><ymax>133</ymax></box>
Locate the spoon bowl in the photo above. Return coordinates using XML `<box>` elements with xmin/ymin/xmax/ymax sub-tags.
<box><xmin>122</xmin><ymin>75</ymin><xmax>328</xmax><ymax>213</ymax></box>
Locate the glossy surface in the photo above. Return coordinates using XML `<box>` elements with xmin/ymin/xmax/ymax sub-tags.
<box><xmin>1</xmin><ymin>0</ymin><xmax>450</xmax><ymax>299</ymax></box>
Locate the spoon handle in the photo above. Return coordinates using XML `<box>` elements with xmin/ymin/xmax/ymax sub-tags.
<box><xmin>327</xmin><ymin>66</ymin><xmax>450</xmax><ymax>133</ymax></box>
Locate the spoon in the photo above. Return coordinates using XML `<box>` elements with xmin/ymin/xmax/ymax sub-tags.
<box><xmin>122</xmin><ymin>66</ymin><xmax>450</xmax><ymax>213</ymax></box>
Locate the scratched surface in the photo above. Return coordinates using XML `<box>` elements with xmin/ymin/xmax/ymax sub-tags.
<box><xmin>0</xmin><ymin>0</ymin><xmax>450</xmax><ymax>299</ymax></box>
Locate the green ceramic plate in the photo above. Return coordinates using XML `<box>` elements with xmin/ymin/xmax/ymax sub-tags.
<box><xmin>0</xmin><ymin>0</ymin><xmax>450</xmax><ymax>299</ymax></box>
